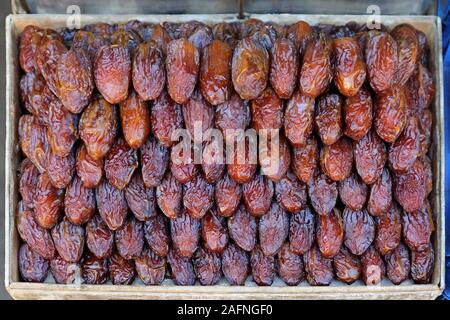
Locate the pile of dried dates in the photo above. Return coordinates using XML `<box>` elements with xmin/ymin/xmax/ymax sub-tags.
<box><xmin>17</xmin><ymin>18</ymin><xmax>435</xmax><ymax>287</ymax></box>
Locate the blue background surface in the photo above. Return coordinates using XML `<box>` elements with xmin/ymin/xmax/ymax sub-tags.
<box><xmin>438</xmin><ymin>0</ymin><xmax>450</xmax><ymax>300</ymax></box>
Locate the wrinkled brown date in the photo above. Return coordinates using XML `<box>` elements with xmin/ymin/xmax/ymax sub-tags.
<box><xmin>140</xmin><ymin>136</ymin><xmax>169</xmax><ymax>188</ymax></box>
<box><xmin>170</xmin><ymin>208</ymin><xmax>200</xmax><ymax>258</ymax></box>
<box><xmin>156</xmin><ymin>172</ymin><xmax>183</xmax><ymax>219</ymax></box>
<box><xmin>242</xmin><ymin>175</ymin><xmax>274</xmax><ymax>217</ymax></box>
<box><xmin>75</xmin><ymin>143</ymin><xmax>104</xmax><ymax>188</ymax></box>
<box><xmin>79</xmin><ymin>96</ymin><xmax>118</xmax><ymax>160</ymax></box>
<box><xmin>343</xmin><ymin>88</ymin><xmax>373</xmax><ymax>141</ymax></box>
<box><xmin>151</xmin><ymin>90</ymin><xmax>184</xmax><ymax>148</ymax></box>
<box><xmin>64</xmin><ymin>175</ymin><xmax>95</xmax><ymax>225</ymax></box>
<box><xmin>221</xmin><ymin>243</ymin><xmax>249</xmax><ymax>286</ymax></box>
<box><xmin>299</xmin><ymin>33</ymin><xmax>333</xmax><ymax>98</ymax></box>
<box><xmin>144</xmin><ymin>214</ymin><xmax>170</xmax><ymax>257</ymax></box>
<box><xmin>115</xmin><ymin>216</ymin><xmax>144</xmax><ymax>260</ymax></box>
<box><xmin>193</xmin><ymin>247</ymin><xmax>222</xmax><ymax>286</ymax></box>
<box><xmin>393</xmin><ymin>158</ymin><xmax>428</xmax><ymax>213</ymax></box>
<box><xmin>167</xmin><ymin>249</ymin><xmax>196</xmax><ymax>286</ymax></box>
<box><xmin>183</xmin><ymin>175</ymin><xmax>214</xmax><ymax>219</ymax></box>
<box><xmin>19</xmin><ymin>243</ymin><xmax>49</xmax><ymax>283</ymax></box>
<box><xmin>401</xmin><ymin>201</ymin><xmax>434</xmax><ymax>252</ymax></box>
<box><xmin>250</xmin><ymin>86</ymin><xmax>284</xmax><ymax>131</ymax></box>
<box><xmin>333</xmin><ymin>37</ymin><xmax>366</xmax><ymax>97</ymax></box>
<box><xmin>284</xmin><ymin>91</ymin><xmax>315</xmax><ymax>147</ymax></box>
<box><xmin>50</xmin><ymin>255</ymin><xmax>81</xmax><ymax>284</ymax></box>
<box><xmin>354</xmin><ymin>131</ymin><xmax>387</xmax><ymax>185</ymax></box>
<box><xmin>411</xmin><ymin>243</ymin><xmax>434</xmax><ymax>284</ymax></box>
<box><xmin>259</xmin><ymin>202</ymin><xmax>289</xmax><ymax>256</ymax></box>
<box><xmin>316</xmin><ymin>208</ymin><xmax>344</xmax><ymax>258</ymax></box>
<box><xmin>367</xmin><ymin>168</ymin><xmax>392</xmax><ymax>217</ymax></box>
<box><xmin>125</xmin><ymin>172</ymin><xmax>156</xmax><ymax>221</ymax></box>
<box><xmin>232</xmin><ymin>37</ymin><xmax>269</xmax><ymax>100</ymax></box>
<box><xmin>375</xmin><ymin>202</ymin><xmax>402</xmax><ymax>255</ymax></box>
<box><xmin>19</xmin><ymin>25</ymin><xmax>43</xmax><ymax>73</ymax></box>
<box><xmin>338</xmin><ymin>173</ymin><xmax>368</xmax><ymax>211</ymax></box>
<box><xmin>95</xmin><ymin>179</ymin><xmax>128</xmax><ymax>230</ymax></box>
<box><xmin>46</xmin><ymin>149</ymin><xmax>75</xmax><ymax>189</ymax></box>
<box><xmin>19</xmin><ymin>159</ymin><xmax>40</xmax><ymax>209</ymax></box>
<box><xmin>228</xmin><ymin>204</ymin><xmax>257</xmax><ymax>252</ymax></box>
<box><xmin>303</xmin><ymin>244</ymin><xmax>334</xmax><ymax>286</ymax></box>
<box><xmin>275</xmin><ymin>171</ymin><xmax>308</xmax><ymax>213</ymax></box>
<box><xmin>82</xmin><ymin>251</ymin><xmax>109</xmax><ymax>284</ymax></box>
<box><xmin>374</xmin><ymin>85</ymin><xmax>407</xmax><ymax>143</ymax></box>
<box><xmin>17</xmin><ymin>206</ymin><xmax>56</xmax><ymax>260</ymax></box>
<box><xmin>166</xmin><ymin>38</ymin><xmax>200</xmax><ymax>104</ymax></box>
<box><xmin>269</xmin><ymin>38</ymin><xmax>298</xmax><ymax>99</ymax></box>
<box><xmin>277</xmin><ymin>242</ymin><xmax>305</xmax><ymax>285</ymax></box>
<box><xmin>104</xmin><ymin>137</ymin><xmax>139</xmax><ymax>190</ymax></box>
<box><xmin>108</xmin><ymin>251</ymin><xmax>135</xmax><ymax>285</ymax></box>
<box><xmin>119</xmin><ymin>90</ymin><xmax>151</xmax><ymax>149</ymax></box>
<box><xmin>19</xmin><ymin>115</ymin><xmax>49</xmax><ymax>173</ymax></box>
<box><xmin>132</xmin><ymin>41</ymin><xmax>166</xmax><ymax>101</ymax></box>
<box><xmin>86</xmin><ymin>214</ymin><xmax>114</xmax><ymax>259</ymax></box>
<box><xmin>365</xmin><ymin>31</ymin><xmax>398</xmax><ymax>92</ymax></box>
<box><xmin>199</xmin><ymin>39</ymin><xmax>232</xmax><ymax>105</ymax></box>
<box><xmin>51</xmin><ymin>217</ymin><xmax>85</xmax><ymax>263</ymax></box>
<box><xmin>201</xmin><ymin>209</ymin><xmax>228</xmax><ymax>254</ymax></box>
<box><xmin>308</xmin><ymin>172</ymin><xmax>338</xmax><ymax>216</ymax></box>
<box><xmin>94</xmin><ymin>44</ymin><xmax>131</xmax><ymax>104</ymax></box>
<box><xmin>291</xmin><ymin>136</ymin><xmax>319</xmax><ymax>183</ymax></box>
<box><xmin>215</xmin><ymin>173</ymin><xmax>242</xmax><ymax>217</ymax></box>
<box><xmin>320</xmin><ymin>137</ymin><xmax>353</xmax><ymax>182</ymax></box>
<box><xmin>289</xmin><ymin>207</ymin><xmax>315</xmax><ymax>255</ymax></box>
<box><xmin>385</xmin><ymin>242</ymin><xmax>411</xmax><ymax>285</ymax></box>
<box><xmin>343</xmin><ymin>208</ymin><xmax>375</xmax><ymax>256</ymax></box>
<box><xmin>56</xmin><ymin>48</ymin><xmax>94</xmax><ymax>114</ymax></box>
<box><xmin>34</xmin><ymin>173</ymin><xmax>64</xmax><ymax>229</ymax></box>
<box><xmin>315</xmin><ymin>93</ymin><xmax>343</xmax><ymax>145</ymax></box>
<box><xmin>360</xmin><ymin>245</ymin><xmax>385</xmax><ymax>285</ymax></box>
<box><xmin>388</xmin><ymin>114</ymin><xmax>421</xmax><ymax>173</ymax></box>
<box><xmin>391</xmin><ymin>24</ymin><xmax>419</xmax><ymax>86</ymax></box>
<box><xmin>250</xmin><ymin>245</ymin><xmax>275</xmax><ymax>286</ymax></box>
<box><xmin>134</xmin><ymin>246</ymin><xmax>166</xmax><ymax>285</ymax></box>
<box><xmin>332</xmin><ymin>246</ymin><xmax>361</xmax><ymax>284</ymax></box>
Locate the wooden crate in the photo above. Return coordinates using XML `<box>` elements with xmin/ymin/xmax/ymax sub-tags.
<box><xmin>4</xmin><ymin>14</ymin><xmax>446</xmax><ymax>300</ymax></box>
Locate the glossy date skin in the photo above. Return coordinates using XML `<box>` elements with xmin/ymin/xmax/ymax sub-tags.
<box><xmin>343</xmin><ymin>208</ymin><xmax>375</xmax><ymax>256</ymax></box>
<box><xmin>222</xmin><ymin>243</ymin><xmax>250</xmax><ymax>286</ymax></box>
<box><xmin>104</xmin><ymin>137</ymin><xmax>139</xmax><ymax>190</ymax></box>
<box><xmin>320</xmin><ymin>137</ymin><xmax>353</xmax><ymax>182</ymax></box>
<box><xmin>315</xmin><ymin>93</ymin><xmax>343</xmax><ymax>145</ymax></box>
<box><xmin>151</xmin><ymin>90</ymin><xmax>184</xmax><ymax>148</ymax></box>
<box><xmin>338</xmin><ymin>173</ymin><xmax>368</xmax><ymax>211</ymax></box>
<box><xmin>308</xmin><ymin>172</ymin><xmax>338</xmax><ymax>216</ymax></box>
<box><xmin>316</xmin><ymin>208</ymin><xmax>344</xmax><ymax>258</ymax></box>
<box><xmin>275</xmin><ymin>171</ymin><xmax>307</xmax><ymax>213</ymax></box>
<box><xmin>86</xmin><ymin>214</ymin><xmax>114</xmax><ymax>259</ymax></box>
<box><xmin>333</xmin><ymin>247</ymin><xmax>361</xmax><ymax>284</ymax></box>
<box><xmin>140</xmin><ymin>136</ymin><xmax>169</xmax><ymax>188</ymax></box>
<box><xmin>119</xmin><ymin>90</ymin><xmax>151</xmax><ymax>149</ymax></box>
<box><xmin>391</xmin><ymin>24</ymin><xmax>419</xmax><ymax>86</ymax></box>
<box><xmin>34</xmin><ymin>173</ymin><xmax>64</xmax><ymax>229</ymax></box>
<box><xmin>303</xmin><ymin>244</ymin><xmax>334</xmax><ymax>286</ymax></box>
<box><xmin>259</xmin><ymin>202</ymin><xmax>289</xmax><ymax>256</ymax></box>
<box><xmin>51</xmin><ymin>218</ymin><xmax>85</xmax><ymax>263</ymax></box>
<box><xmin>232</xmin><ymin>37</ymin><xmax>270</xmax><ymax>100</ymax></box>
<box><xmin>19</xmin><ymin>115</ymin><xmax>49</xmax><ymax>174</ymax></box>
<box><xmin>291</xmin><ymin>136</ymin><xmax>319</xmax><ymax>183</ymax></box>
<box><xmin>277</xmin><ymin>242</ymin><xmax>305</xmax><ymax>286</ymax></box>
<box><xmin>125</xmin><ymin>172</ymin><xmax>157</xmax><ymax>221</ymax></box>
<box><xmin>75</xmin><ymin>144</ymin><xmax>104</xmax><ymax>188</ymax></box>
<box><xmin>374</xmin><ymin>85</ymin><xmax>407</xmax><ymax>144</ymax></box>
<box><xmin>299</xmin><ymin>33</ymin><xmax>333</xmax><ymax>98</ymax></box>
<box><xmin>132</xmin><ymin>41</ymin><xmax>166</xmax><ymax>101</ymax></box>
<box><xmin>19</xmin><ymin>25</ymin><xmax>43</xmax><ymax>73</ymax></box>
<box><xmin>354</xmin><ymin>131</ymin><xmax>387</xmax><ymax>185</ymax></box>
<box><xmin>365</xmin><ymin>31</ymin><xmax>398</xmax><ymax>92</ymax></box>
<box><xmin>199</xmin><ymin>39</ymin><xmax>232</xmax><ymax>105</ymax></box>
<box><xmin>284</xmin><ymin>91</ymin><xmax>315</xmax><ymax>147</ymax></box>
<box><xmin>367</xmin><ymin>168</ymin><xmax>392</xmax><ymax>217</ymax></box>
<box><xmin>215</xmin><ymin>173</ymin><xmax>242</xmax><ymax>217</ymax></box>
<box><xmin>79</xmin><ymin>96</ymin><xmax>118</xmax><ymax>160</ymax></box>
<box><xmin>270</xmin><ymin>38</ymin><xmax>299</xmax><ymax>99</ymax></box>
<box><xmin>166</xmin><ymin>38</ymin><xmax>200</xmax><ymax>104</ymax></box>
<box><xmin>134</xmin><ymin>246</ymin><xmax>166</xmax><ymax>285</ymax></box>
<box><xmin>56</xmin><ymin>48</ymin><xmax>94</xmax><ymax>114</ymax></box>
<box><xmin>333</xmin><ymin>37</ymin><xmax>366</xmax><ymax>97</ymax></box>
<box><xmin>19</xmin><ymin>159</ymin><xmax>40</xmax><ymax>210</ymax></box>
<box><xmin>19</xmin><ymin>243</ymin><xmax>49</xmax><ymax>283</ymax></box>
<box><xmin>343</xmin><ymin>89</ymin><xmax>373</xmax><ymax>141</ymax></box>
<box><xmin>94</xmin><ymin>44</ymin><xmax>131</xmax><ymax>104</ymax></box>
<box><xmin>96</xmin><ymin>180</ymin><xmax>128</xmax><ymax>231</ymax></box>
<box><xmin>64</xmin><ymin>175</ymin><xmax>95</xmax><ymax>225</ymax></box>
<box><xmin>228</xmin><ymin>205</ymin><xmax>257</xmax><ymax>252</ymax></box>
